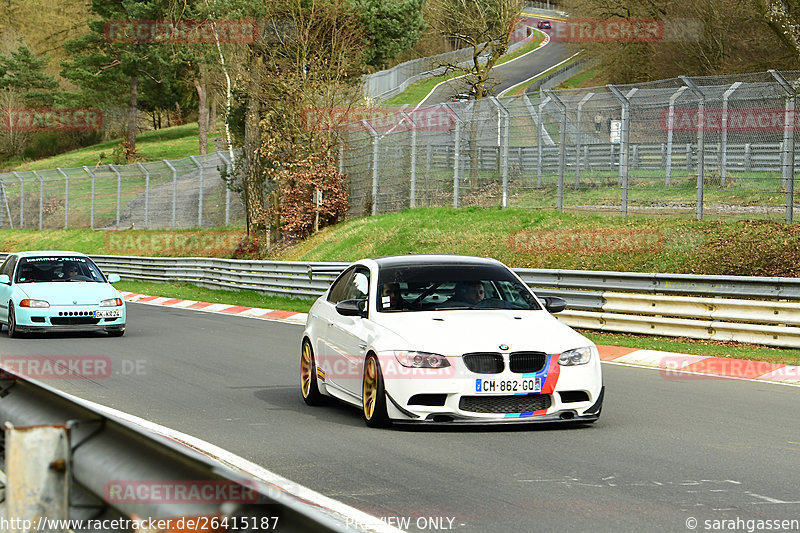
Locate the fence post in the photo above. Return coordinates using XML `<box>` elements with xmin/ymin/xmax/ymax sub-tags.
<box><xmin>33</xmin><ymin>170</ymin><xmax>43</xmax><ymax>230</ymax></box>
<box><xmin>769</xmin><ymin>69</ymin><xmax>796</xmax><ymax>224</ymax></box>
<box><xmin>681</xmin><ymin>76</ymin><xmax>705</xmax><ymax>221</ymax></box>
<box><xmin>454</xmin><ymin>118</ymin><xmax>461</xmax><ymax>208</ymax></box>
<box><xmin>575</xmin><ymin>92</ymin><xmax>594</xmax><ymax>187</ymax></box>
<box><xmin>608</xmin><ymin>85</ymin><xmax>635</xmax><ymax>217</ymax></box>
<box><xmin>12</xmin><ymin>171</ymin><xmax>24</xmax><ymax>228</ymax></box>
<box><xmin>190</xmin><ymin>155</ymin><xmax>204</xmax><ymax>227</ymax></box>
<box><xmin>400</xmin><ymin>111</ymin><xmax>417</xmax><ymax>208</ymax></box>
<box><xmin>360</xmin><ymin>119</ymin><xmax>380</xmax><ymax>215</ymax></box>
<box><xmin>721</xmin><ymin>82</ymin><xmax>741</xmax><ymax>186</ymax></box>
<box><xmin>537</xmin><ymin>95</ymin><xmax>551</xmax><ymax>188</ymax></box>
<box><xmin>57</xmin><ymin>168</ymin><xmax>69</xmax><ymax>229</ymax></box>
<box><xmin>217</xmin><ymin>151</ymin><xmax>232</xmax><ymax>226</ymax></box>
<box><xmin>544</xmin><ymin>90</ymin><xmax>567</xmax><ymax>211</ymax></box>
<box><xmin>0</xmin><ymin>179</ymin><xmax>10</xmax><ymax>228</ymax></box>
<box><xmin>666</xmin><ymin>86</ymin><xmax>688</xmax><ymax>185</ymax></box>
<box><xmin>109</xmin><ymin>164</ymin><xmax>122</xmax><ymax>229</ymax></box>
<box><xmin>136</xmin><ymin>162</ymin><xmax>149</xmax><ymax>228</ymax></box>
<box><xmin>164</xmin><ymin>160</ymin><xmax>178</xmax><ymax>227</ymax></box>
<box><xmin>83</xmin><ymin>166</ymin><xmax>95</xmax><ymax>230</ymax></box>
<box><xmin>489</xmin><ymin>97</ymin><xmax>510</xmax><ymax>208</ymax></box>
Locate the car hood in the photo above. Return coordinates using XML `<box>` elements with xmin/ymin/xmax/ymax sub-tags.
<box><xmin>372</xmin><ymin>310</ymin><xmax>591</xmax><ymax>356</ymax></box>
<box><xmin>17</xmin><ymin>282</ymin><xmax>120</xmax><ymax>306</ymax></box>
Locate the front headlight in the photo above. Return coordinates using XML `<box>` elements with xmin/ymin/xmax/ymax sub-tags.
<box><xmin>558</xmin><ymin>346</ymin><xmax>593</xmax><ymax>366</ymax></box>
<box><xmin>20</xmin><ymin>299</ymin><xmax>49</xmax><ymax>308</ymax></box>
<box><xmin>393</xmin><ymin>351</ymin><xmax>450</xmax><ymax>369</ymax></box>
<box><xmin>100</xmin><ymin>298</ymin><xmax>123</xmax><ymax>307</ymax></box>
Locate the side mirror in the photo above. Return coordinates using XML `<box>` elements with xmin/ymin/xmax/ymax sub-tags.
<box><xmin>542</xmin><ymin>296</ymin><xmax>567</xmax><ymax>314</ymax></box>
<box><xmin>336</xmin><ymin>299</ymin><xmax>367</xmax><ymax>318</ymax></box>
<box><xmin>0</xmin><ymin>274</ymin><xmax>9</xmax><ymax>285</ymax></box>
<box><xmin>107</xmin><ymin>274</ymin><xmax>121</xmax><ymax>283</ymax></box>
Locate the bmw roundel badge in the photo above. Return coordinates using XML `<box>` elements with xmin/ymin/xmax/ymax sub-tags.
<box><xmin>499</xmin><ymin>344</ymin><xmax>509</xmax><ymax>351</ymax></box>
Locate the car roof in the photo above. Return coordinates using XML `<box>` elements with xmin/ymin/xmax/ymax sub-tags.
<box><xmin>12</xmin><ymin>251</ymin><xmax>89</xmax><ymax>258</ymax></box>
<box><xmin>371</xmin><ymin>254</ymin><xmax>505</xmax><ymax>269</ymax></box>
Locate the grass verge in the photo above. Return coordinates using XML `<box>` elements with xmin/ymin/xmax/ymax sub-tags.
<box><xmin>116</xmin><ymin>280</ymin><xmax>314</xmax><ymax>314</ymax></box>
<box><xmin>6</xmin><ymin>123</ymin><xmax>215</xmax><ymax>172</ymax></box>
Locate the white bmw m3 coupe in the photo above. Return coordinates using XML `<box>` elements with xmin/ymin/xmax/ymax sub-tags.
<box><xmin>301</xmin><ymin>255</ymin><xmax>604</xmax><ymax>427</ymax></box>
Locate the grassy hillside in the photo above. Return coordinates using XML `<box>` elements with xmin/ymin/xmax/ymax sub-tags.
<box><xmin>2</xmin><ymin>208</ymin><xmax>800</xmax><ymax>278</ymax></box>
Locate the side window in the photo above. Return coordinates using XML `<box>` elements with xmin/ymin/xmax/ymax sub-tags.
<box><xmin>327</xmin><ymin>268</ymin><xmax>355</xmax><ymax>304</ymax></box>
<box><xmin>342</xmin><ymin>269</ymin><xmax>370</xmax><ymax>301</ymax></box>
<box><xmin>1</xmin><ymin>256</ymin><xmax>17</xmax><ymax>278</ymax></box>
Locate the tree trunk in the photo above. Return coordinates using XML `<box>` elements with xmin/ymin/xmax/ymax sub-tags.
<box><xmin>209</xmin><ymin>94</ymin><xmax>217</xmax><ymax>133</ymax></box>
<box><xmin>243</xmin><ymin>54</ymin><xmax>266</xmax><ymax>235</ymax></box>
<box><xmin>194</xmin><ymin>65</ymin><xmax>209</xmax><ymax>155</ymax></box>
<box><xmin>127</xmin><ymin>74</ymin><xmax>138</xmax><ymax>162</ymax></box>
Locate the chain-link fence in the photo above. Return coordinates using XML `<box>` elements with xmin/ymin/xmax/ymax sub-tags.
<box><xmin>0</xmin><ymin>151</ymin><xmax>245</xmax><ymax>230</ymax></box>
<box><xmin>341</xmin><ymin>69</ymin><xmax>800</xmax><ymax>222</ymax></box>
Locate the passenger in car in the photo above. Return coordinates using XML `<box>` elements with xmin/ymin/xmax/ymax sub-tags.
<box><xmin>381</xmin><ymin>283</ymin><xmax>403</xmax><ymax>310</ymax></box>
<box><xmin>454</xmin><ymin>281</ymin><xmax>485</xmax><ymax>304</ymax></box>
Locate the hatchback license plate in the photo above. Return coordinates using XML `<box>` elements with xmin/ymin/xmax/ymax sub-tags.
<box><xmin>94</xmin><ymin>309</ymin><xmax>121</xmax><ymax>318</ymax></box>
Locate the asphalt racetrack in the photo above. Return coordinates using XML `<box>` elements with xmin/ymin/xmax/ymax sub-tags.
<box><xmin>5</xmin><ymin>303</ymin><xmax>799</xmax><ymax>533</ymax></box>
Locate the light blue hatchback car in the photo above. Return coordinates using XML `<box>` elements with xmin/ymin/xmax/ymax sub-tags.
<box><xmin>0</xmin><ymin>251</ymin><xmax>126</xmax><ymax>337</ymax></box>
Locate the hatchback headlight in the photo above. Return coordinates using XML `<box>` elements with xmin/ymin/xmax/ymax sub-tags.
<box><xmin>100</xmin><ymin>298</ymin><xmax>123</xmax><ymax>307</ymax></box>
<box><xmin>558</xmin><ymin>346</ymin><xmax>593</xmax><ymax>366</ymax></box>
<box><xmin>20</xmin><ymin>299</ymin><xmax>49</xmax><ymax>308</ymax></box>
<box><xmin>393</xmin><ymin>351</ymin><xmax>450</xmax><ymax>369</ymax></box>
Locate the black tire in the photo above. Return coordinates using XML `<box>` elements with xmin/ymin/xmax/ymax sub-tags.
<box><xmin>300</xmin><ymin>341</ymin><xmax>325</xmax><ymax>406</ymax></box>
<box><xmin>7</xmin><ymin>304</ymin><xmax>19</xmax><ymax>338</ymax></box>
<box><xmin>107</xmin><ymin>329</ymin><xmax>125</xmax><ymax>337</ymax></box>
<box><xmin>362</xmin><ymin>354</ymin><xmax>390</xmax><ymax>428</ymax></box>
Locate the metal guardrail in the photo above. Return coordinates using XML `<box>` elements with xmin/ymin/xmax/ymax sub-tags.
<box><xmin>3</xmin><ymin>253</ymin><xmax>800</xmax><ymax>346</ymax></box>
<box><xmin>0</xmin><ymin>366</ymin><xmax>372</xmax><ymax>532</ymax></box>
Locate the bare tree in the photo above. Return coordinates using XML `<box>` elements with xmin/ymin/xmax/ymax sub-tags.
<box><xmin>754</xmin><ymin>0</ymin><xmax>800</xmax><ymax>61</ymax></box>
<box><xmin>429</xmin><ymin>0</ymin><xmax>525</xmax><ymax>99</ymax></box>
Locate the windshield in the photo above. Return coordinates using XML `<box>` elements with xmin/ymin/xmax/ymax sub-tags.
<box><xmin>15</xmin><ymin>256</ymin><xmax>107</xmax><ymax>283</ymax></box>
<box><xmin>377</xmin><ymin>263</ymin><xmax>542</xmax><ymax>312</ymax></box>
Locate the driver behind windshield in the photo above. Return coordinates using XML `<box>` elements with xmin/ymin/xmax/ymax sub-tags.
<box><xmin>454</xmin><ymin>281</ymin><xmax>485</xmax><ymax>304</ymax></box>
<box><xmin>64</xmin><ymin>262</ymin><xmax>80</xmax><ymax>279</ymax></box>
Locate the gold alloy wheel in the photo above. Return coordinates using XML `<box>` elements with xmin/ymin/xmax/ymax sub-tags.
<box><xmin>301</xmin><ymin>343</ymin><xmax>313</xmax><ymax>398</ymax></box>
<box><xmin>363</xmin><ymin>357</ymin><xmax>378</xmax><ymax>419</ymax></box>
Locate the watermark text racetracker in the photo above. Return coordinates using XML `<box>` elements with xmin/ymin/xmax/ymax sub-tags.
<box><xmin>0</xmin><ymin>355</ymin><xmax>147</xmax><ymax>380</ymax></box>
<box><xmin>1</xmin><ymin>108</ymin><xmax>103</xmax><ymax>131</ymax></box>
<box><xmin>104</xmin><ymin>19</ymin><xmax>257</xmax><ymax>43</ymax></box>
<box><xmin>0</xmin><ymin>516</ymin><xmax>279</xmax><ymax>532</ymax></box>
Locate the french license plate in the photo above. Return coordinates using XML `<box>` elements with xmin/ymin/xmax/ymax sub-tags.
<box><xmin>94</xmin><ymin>309</ymin><xmax>122</xmax><ymax>318</ymax></box>
<box><xmin>475</xmin><ymin>377</ymin><xmax>542</xmax><ymax>394</ymax></box>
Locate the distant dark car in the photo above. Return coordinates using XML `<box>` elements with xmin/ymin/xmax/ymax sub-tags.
<box><xmin>451</xmin><ymin>93</ymin><xmax>473</xmax><ymax>102</ymax></box>
<box><xmin>537</xmin><ymin>20</ymin><xmax>551</xmax><ymax>29</ymax></box>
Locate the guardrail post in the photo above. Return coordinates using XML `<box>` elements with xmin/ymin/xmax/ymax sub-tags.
<box><xmin>217</xmin><ymin>151</ymin><xmax>232</xmax><ymax>226</ymax></box>
<box><xmin>136</xmin><ymin>162</ymin><xmax>150</xmax><ymax>228</ymax></box>
<box><xmin>537</xmin><ymin>95</ymin><xmax>551</xmax><ymax>188</ymax></box>
<box><xmin>33</xmin><ymin>170</ymin><xmax>43</xmax><ymax>230</ymax></box>
<box><xmin>720</xmin><ymin>82</ymin><xmax>741</xmax><ymax>186</ymax></box>
<box><xmin>544</xmin><ymin>90</ymin><xmax>567</xmax><ymax>210</ymax></box>
<box><xmin>769</xmin><ymin>69</ymin><xmax>797</xmax><ymax>224</ymax></box>
<box><xmin>164</xmin><ymin>159</ymin><xmax>178</xmax><ymax>226</ymax></box>
<box><xmin>83</xmin><ymin>166</ymin><xmax>96</xmax><ymax>229</ymax></box>
<box><xmin>109</xmin><ymin>164</ymin><xmax>122</xmax><ymax>229</ymax></box>
<box><xmin>12</xmin><ymin>171</ymin><xmax>24</xmax><ymax>228</ymax></box>
<box><xmin>575</xmin><ymin>92</ymin><xmax>594</xmax><ymax>187</ymax></box>
<box><xmin>6</xmin><ymin>423</ymin><xmax>70</xmax><ymax>527</ymax></box>
<box><xmin>607</xmin><ymin>85</ymin><xmax>636</xmax><ymax>216</ymax></box>
<box><xmin>57</xmin><ymin>168</ymin><xmax>69</xmax><ymax>229</ymax></box>
<box><xmin>489</xmin><ymin>97</ymin><xmax>510</xmax><ymax>207</ymax></box>
<box><xmin>681</xmin><ymin>76</ymin><xmax>706</xmax><ymax>220</ymax></box>
<box><xmin>666</xmin><ymin>86</ymin><xmax>687</xmax><ymax>185</ymax></box>
<box><xmin>190</xmin><ymin>155</ymin><xmax>204</xmax><ymax>227</ymax></box>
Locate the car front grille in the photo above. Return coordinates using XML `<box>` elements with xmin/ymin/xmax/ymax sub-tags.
<box><xmin>459</xmin><ymin>394</ymin><xmax>551</xmax><ymax>414</ymax></box>
<box><xmin>462</xmin><ymin>353</ymin><xmax>504</xmax><ymax>374</ymax></box>
<box><xmin>509</xmin><ymin>351</ymin><xmax>547</xmax><ymax>373</ymax></box>
<box><xmin>50</xmin><ymin>317</ymin><xmax>101</xmax><ymax>326</ymax></box>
